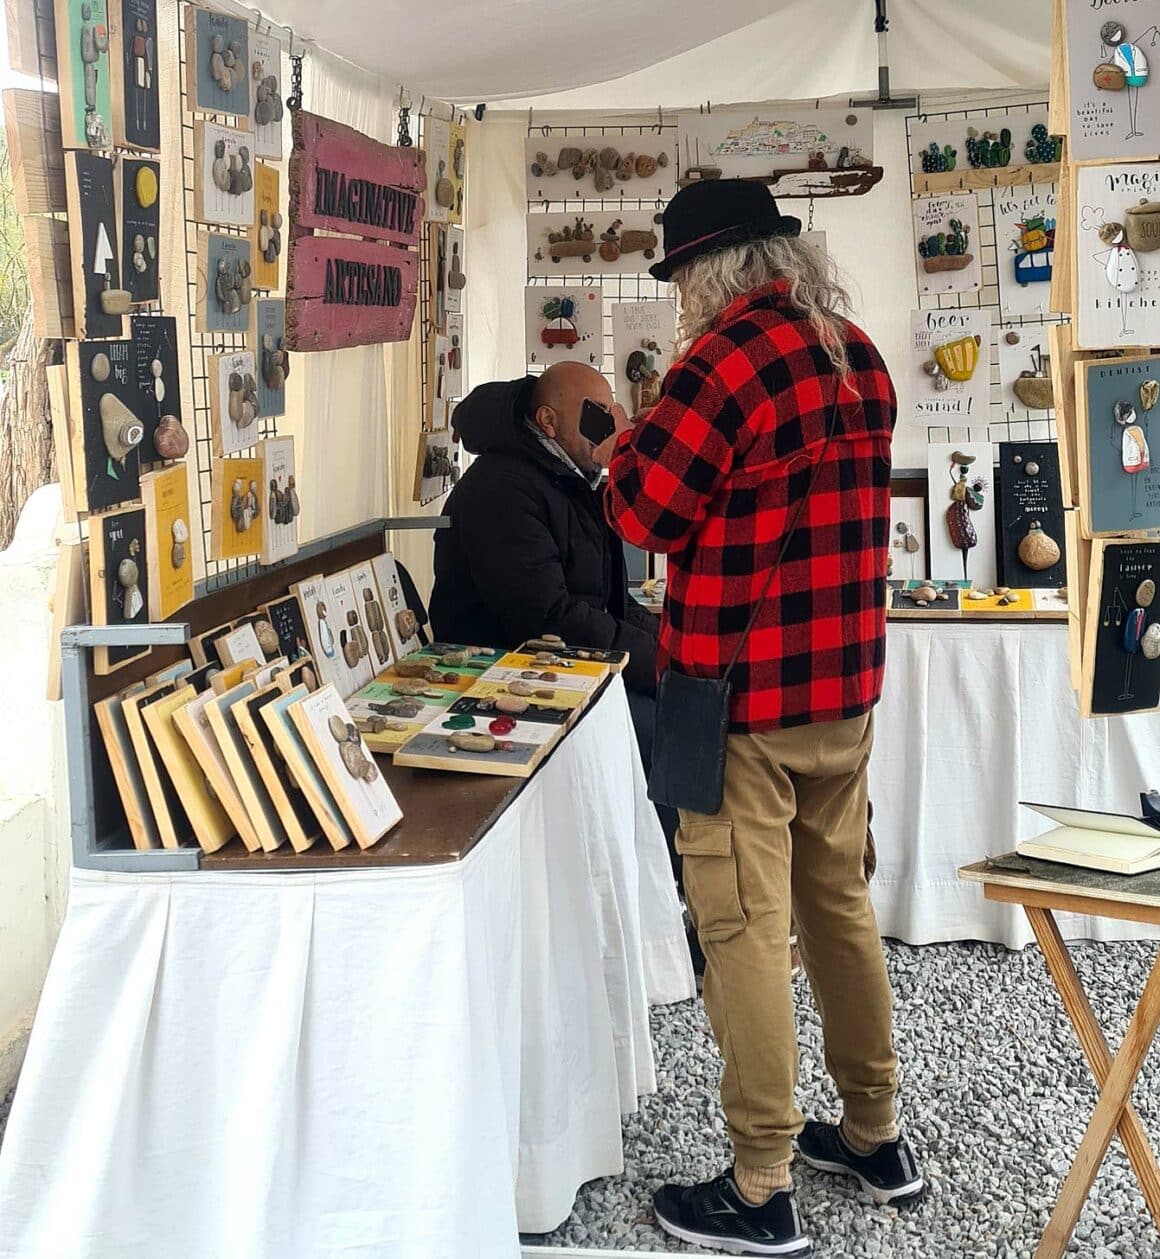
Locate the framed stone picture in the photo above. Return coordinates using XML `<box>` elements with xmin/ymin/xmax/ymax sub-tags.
<box><xmin>193</xmin><ymin>120</ymin><xmax>255</xmax><ymax>228</ymax></box>
<box><xmin>183</xmin><ymin>4</ymin><xmax>250</xmax><ymax>120</ymax></box>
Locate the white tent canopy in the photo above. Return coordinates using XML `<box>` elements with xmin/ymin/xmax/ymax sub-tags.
<box><xmin>259</xmin><ymin>0</ymin><xmax>1052</xmax><ymax>104</ymax></box>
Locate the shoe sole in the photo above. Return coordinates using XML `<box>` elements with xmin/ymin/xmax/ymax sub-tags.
<box><xmin>655</xmin><ymin>1212</ymin><xmax>812</xmax><ymax>1256</ymax></box>
<box><xmin>796</xmin><ymin>1152</ymin><xmax>925</xmax><ymax>1207</ymax></box>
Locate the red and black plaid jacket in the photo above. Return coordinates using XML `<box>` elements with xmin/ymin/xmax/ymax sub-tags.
<box><xmin>605</xmin><ymin>280</ymin><xmax>895</xmax><ymax>733</ymax></box>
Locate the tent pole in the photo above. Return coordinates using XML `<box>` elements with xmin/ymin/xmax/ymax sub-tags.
<box><xmin>852</xmin><ymin>0</ymin><xmax>918</xmax><ymax>111</ymax></box>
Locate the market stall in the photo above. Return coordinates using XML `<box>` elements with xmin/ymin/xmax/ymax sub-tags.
<box><xmin>3</xmin><ymin>0</ymin><xmax>1160</xmax><ymax>1255</ymax></box>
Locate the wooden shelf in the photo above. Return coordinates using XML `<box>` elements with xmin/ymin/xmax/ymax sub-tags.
<box><xmin>912</xmin><ymin>163</ymin><xmax>1061</xmax><ymax>196</ymax></box>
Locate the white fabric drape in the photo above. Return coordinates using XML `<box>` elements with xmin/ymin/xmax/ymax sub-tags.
<box><xmin>252</xmin><ymin>0</ymin><xmax>1051</xmax><ymax>103</ymax></box>
<box><xmin>870</xmin><ymin>623</ymin><xmax>1160</xmax><ymax>949</ymax></box>
<box><xmin>0</xmin><ymin>680</ymin><xmax>694</xmax><ymax>1258</ymax></box>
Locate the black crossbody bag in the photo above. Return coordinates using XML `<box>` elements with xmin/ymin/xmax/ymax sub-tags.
<box><xmin>648</xmin><ymin>386</ymin><xmax>844</xmax><ymax>816</ymax></box>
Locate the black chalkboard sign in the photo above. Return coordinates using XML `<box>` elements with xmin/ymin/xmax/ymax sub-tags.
<box><xmin>998</xmin><ymin>442</ymin><xmax>1067</xmax><ymax>589</ymax></box>
<box><xmin>1089</xmin><ymin>541</ymin><xmax>1160</xmax><ymax>718</ymax></box>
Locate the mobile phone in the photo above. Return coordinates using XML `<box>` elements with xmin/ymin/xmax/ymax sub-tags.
<box><xmin>579</xmin><ymin>398</ymin><xmax>616</xmax><ymax>446</ymax></box>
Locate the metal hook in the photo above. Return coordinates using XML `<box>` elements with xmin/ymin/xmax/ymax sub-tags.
<box><xmin>250</xmin><ymin>8</ymin><xmax>263</xmax><ymax>32</ymax></box>
<box><xmin>654</xmin><ymin>106</ymin><xmax>663</xmax><ymax>134</ymax></box>
<box><xmin>528</xmin><ymin>106</ymin><xmax>533</xmax><ymax>135</ymax></box>
<box><xmin>281</xmin><ymin>23</ymin><xmax>295</xmax><ymax>55</ymax></box>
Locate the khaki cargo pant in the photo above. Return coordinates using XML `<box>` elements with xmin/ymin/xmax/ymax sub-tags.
<box><xmin>677</xmin><ymin>712</ymin><xmax>898</xmax><ymax>1170</ymax></box>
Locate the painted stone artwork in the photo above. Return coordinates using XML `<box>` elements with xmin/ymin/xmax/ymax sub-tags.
<box><xmin>913</xmin><ymin>193</ymin><xmax>981</xmax><ymax>295</ymax></box>
<box><xmin>528</xmin><ymin>211</ymin><xmax>664</xmax><ymax>278</ymax></box>
<box><xmin>249</xmin><ymin>29</ymin><xmax>284</xmax><ymax>160</ymax></box>
<box><xmin>1088</xmin><ymin>542</ymin><xmax>1160</xmax><ymax>717</ymax></box>
<box><xmin>193</xmin><ymin>120</ymin><xmax>255</xmax><ymax>229</ymax></box>
<box><xmin>927</xmin><ymin>442</ymin><xmax>998</xmax><ymax>589</ymax></box>
<box><xmin>65</xmin><ymin>150</ymin><xmax>126</xmax><ymax>340</ymax></box>
<box><xmin>253</xmin><ymin>298</ymin><xmax>288</xmax><ymax>418</ymax></box>
<box><xmin>111</xmin><ymin>0</ymin><xmax>160</xmax><ymax>151</ymax></box>
<box><xmin>120</xmin><ymin>157</ymin><xmax>159</xmax><ymax>305</ymax></box>
<box><xmin>525</xmin><ymin>136</ymin><xmax>676</xmax><ymax>202</ymax></box>
<box><xmin>525</xmin><ymin>286</ymin><xmax>603</xmax><ymax>367</ymax></box>
<box><xmin>1078</xmin><ymin>356</ymin><xmax>1160</xmax><ymax>536</ymax></box>
<box><xmin>67</xmin><ymin>336</ymin><xmax>145</xmax><ymax>513</ymax></box>
<box><xmin>130</xmin><ymin>315</ymin><xmax>184</xmax><ymax>463</ymax></box>
<box><xmin>184</xmin><ymin>5</ymin><xmax>250</xmax><ymax>119</ymax></box>
<box><xmin>57</xmin><ymin>0</ymin><xmax>112</xmax><ymax>149</ymax></box>
<box><xmin>197</xmin><ymin>232</ymin><xmax>253</xmax><ymax>334</ymax></box>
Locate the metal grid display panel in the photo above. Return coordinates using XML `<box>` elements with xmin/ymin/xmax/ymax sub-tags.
<box><xmin>905</xmin><ymin>101</ymin><xmax>1067</xmax><ymax>455</ymax></box>
<box><xmin>24</xmin><ymin>1</ymin><xmax>182</xmax><ymax>621</ymax></box>
<box><xmin>177</xmin><ymin>1</ymin><xmax>282</xmax><ymax>592</ymax></box>
<box><xmin>525</xmin><ymin>123</ymin><xmax>678</xmax><ymax>388</ymax></box>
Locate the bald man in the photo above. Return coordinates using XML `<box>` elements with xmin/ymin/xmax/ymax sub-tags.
<box><xmin>431</xmin><ymin>363</ymin><xmax>659</xmax><ymax>691</ymax></box>
<box><xmin>430</xmin><ymin>365</ymin><xmax>691</xmax><ymax>910</ymax></box>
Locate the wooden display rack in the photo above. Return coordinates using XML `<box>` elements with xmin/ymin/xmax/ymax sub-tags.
<box><xmin>61</xmin><ymin>516</ymin><xmax>445</xmax><ymax>872</ymax></box>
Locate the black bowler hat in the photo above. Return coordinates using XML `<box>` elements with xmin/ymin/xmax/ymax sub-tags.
<box><xmin>649</xmin><ymin>179</ymin><xmax>802</xmax><ymax>282</ymax></box>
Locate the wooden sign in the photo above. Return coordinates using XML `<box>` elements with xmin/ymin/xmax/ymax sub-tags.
<box><xmin>65</xmin><ymin>150</ymin><xmax>125</xmax><ymax>339</ymax></box>
<box><xmin>997</xmin><ymin>442</ymin><xmax>1067</xmax><ymax>589</ymax></box>
<box><xmin>54</xmin><ymin>0</ymin><xmax>112</xmax><ymax>148</ymax></box>
<box><xmin>250</xmin><ymin>161</ymin><xmax>281</xmax><ymax>291</ymax></box>
<box><xmin>3</xmin><ymin>88</ymin><xmax>65</xmax><ymax>213</ymax></box>
<box><xmin>288</xmin><ymin>109</ymin><xmax>425</xmax><ymax>246</ymax></box>
<box><xmin>94</xmin><ymin>683</ymin><xmax>159</xmax><ymax>849</ymax></box>
<box><xmin>234</xmin><ymin>683</ymin><xmax>322</xmax><ymax>853</ymax></box>
<box><xmin>285</xmin><ymin>235</ymin><xmax>418</xmax><ymax>352</ymax></box>
<box><xmin>1082</xmin><ymin>540</ymin><xmax>1160</xmax><ymax>718</ymax></box>
<box><xmin>209</xmin><ymin>455</ymin><xmax>264</xmax><ymax>561</ymax></box>
<box><xmin>183</xmin><ymin>4</ymin><xmax>250</xmax><ymax>121</ymax></box>
<box><xmin>66</xmin><ymin>336</ymin><xmax>143</xmax><ymax>513</ymax></box>
<box><xmin>89</xmin><ymin>505</ymin><xmax>149</xmax><ymax>675</ymax></box>
<box><xmin>109</xmin><ymin>0</ymin><xmax>159</xmax><ymax>151</ymax></box>
<box><xmin>7</xmin><ymin>0</ymin><xmax>56</xmax><ymax>79</ymax></box>
<box><xmin>140</xmin><ymin>461</ymin><xmax>193</xmax><ymax>621</ymax></box>
<box><xmin>119</xmin><ymin>157</ymin><xmax>159</xmax><ymax>305</ymax></box>
<box><xmin>261</xmin><ymin>685</ymin><xmax>354</xmax><ymax>851</ymax></box>
<box><xmin>252</xmin><ymin>298</ymin><xmax>286</xmax><ymax>418</ymax></box>
<box><xmin>129</xmin><ymin>315</ymin><xmax>183</xmax><ymax>464</ymax></box>
<box><xmin>25</xmin><ymin>217</ymin><xmax>74</xmax><ymax>338</ymax></box>
<box><xmin>195</xmin><ymin>231</ymin><xmax>253</xmax><ymax>334</ymax></box>
<box><xmin>193</xmin><ymin>119</ymin><xmax>255</xmax><ymax>228</ymax></box>
<box><xmin>123</xmin><ymin>681</ymin><xmax>193</xmax><ymax>847</ymax></box>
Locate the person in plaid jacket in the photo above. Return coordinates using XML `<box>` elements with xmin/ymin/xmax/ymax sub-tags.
<box><xmin>601</xmin><ymin>180</ymin><xmax>923</xmax><ymax>1255</ymax></box>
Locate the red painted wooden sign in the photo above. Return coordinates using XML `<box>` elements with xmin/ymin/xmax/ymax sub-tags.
<box><xmin>289</xmin><ymin>110</ymin><xmax>426</xmax><ymax>248</ymax></box>
<box><xmin>285</xmin><ymin>235</ymin><xmax>419</xmax><ymax>352</ymax></box>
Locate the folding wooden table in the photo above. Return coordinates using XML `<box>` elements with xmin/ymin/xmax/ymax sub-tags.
<box><xmin>960</xmin><ymin>854</ymin><xmax>1160</xmax><ymax>1259</ymax></box>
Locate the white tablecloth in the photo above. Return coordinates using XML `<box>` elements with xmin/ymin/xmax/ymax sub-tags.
<box><xmin>0</xmin><ymin>678</ymin><xmax>694</xmax><ymax>1259</ymax></box>
<box><xmin>870</xmin><ymin>623</ymin><xmax>1160</xmax><ymax>949</ymax></box>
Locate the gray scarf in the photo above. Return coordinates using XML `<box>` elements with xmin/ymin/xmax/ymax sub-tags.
<box><xmin>525</xmin><ymin>419</ymin><xmax>602</xmax><ymax>489</ymax></box>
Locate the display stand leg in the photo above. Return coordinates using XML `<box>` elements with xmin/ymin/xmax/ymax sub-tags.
<box><xmin>1027</xmin><ymin>905</ymin><xmax>1160</xmax><ymax>1257</ymax></box>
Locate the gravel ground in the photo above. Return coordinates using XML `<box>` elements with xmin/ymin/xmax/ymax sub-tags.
<box><xmin>526</xmin><ymin>939</ymin><xmax>1160</xmax><ymax>1258</ymax></box>
<box><xmin>1</xmin><ymin>941</ymin><xmax>1155</xmax><ymax>1256</ymax></box>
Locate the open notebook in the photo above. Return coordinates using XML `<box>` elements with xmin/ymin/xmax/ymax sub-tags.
<box><xmin>1017</xmin><ymin>803</ymin><xmax>1160</xmax><ymax>876</ymax></box>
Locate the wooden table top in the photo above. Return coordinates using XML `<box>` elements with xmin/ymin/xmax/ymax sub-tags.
<box><xmin>203</xmin><ymin>676</ymin><xmax>613</xmax><ymax>871</ymax></box>
<box><xmin>961</xmin><ymin>853</ymin><xmax>1160</xmax><ymax>925</ymax></box>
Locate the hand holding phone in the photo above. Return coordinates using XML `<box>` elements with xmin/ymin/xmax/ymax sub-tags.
<box><xmin>579</xmin><ymin>398</ymin><xmax>616</xmax><ymax>446</ymax></box>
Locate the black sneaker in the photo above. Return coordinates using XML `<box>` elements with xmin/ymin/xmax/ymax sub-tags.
<box><xmin>797</xmin><ymin>1121</ymin><xmax>925</xmax><ymax>1205</ymax></box>
<box><xmin>653</xmin><ymin>1169</ymin><xmax>811</xmax><ymax>1256</ymax></box>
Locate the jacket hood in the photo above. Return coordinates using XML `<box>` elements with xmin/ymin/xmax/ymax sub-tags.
<box><xmin>451</xmin><ymin>376</ymin><xmax>537</xmax><ymax>456</ymax></box>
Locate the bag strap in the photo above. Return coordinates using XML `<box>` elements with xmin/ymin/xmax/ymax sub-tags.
<box><xmin>722</xmin><ymin>380</ymin><xmax>845</xmax><ymax>684</ymax></box>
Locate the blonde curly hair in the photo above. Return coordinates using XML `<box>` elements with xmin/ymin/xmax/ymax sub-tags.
<box><xmin>674</xmin><ymin>235</ymin><xmax>855</xmax><ymax>383</ymax></box>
